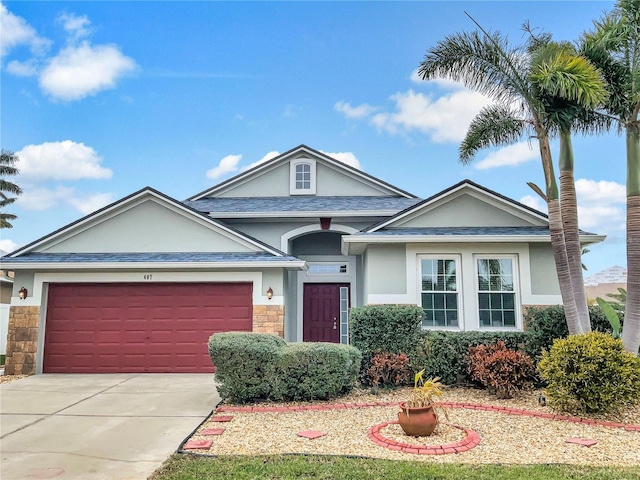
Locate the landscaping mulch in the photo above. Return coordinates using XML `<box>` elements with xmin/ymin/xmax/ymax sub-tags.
<box><xmin>184</xmin><ymin>387</ymin><xmax>640</xmax><ymax>466</ymax></box>
<box><xmin>0</xmin><ymin>374</ymin><xmax>28</xmax><ymax>384</ymax></box>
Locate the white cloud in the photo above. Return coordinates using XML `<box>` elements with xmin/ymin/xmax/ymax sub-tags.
<box><xmin>17</xmin><ymin>185</ymin><xmax>113</xmax><ymax>215</ymax></box>
<box><xmin>58</xmin><ymin>12</ymin><xmax>91</xmax><ymax>41</ymax></box>
<box><xmin>16</xmin><ymin>140</ymin><xmax>112</xmax><ymax>181</ymax></box>
<box><xmin>206</xmin><ymin>154</ymin><xmax>242</xmax><ymax>180</ymax></box>
<box><xmin>0</xmin><ymin>3</ymin><xmax>50</xmax><ymax>57</ymax></box>
<box><xmin>2</xmin><ymin>5</ymin><xmax>136</xmax><ymax>101</ymax></box>
<box><xmin>578</xmin><ymin>204</ymin><xmax>625</xmax><ymax>231</ymax></box>
<box><xmin>241</xmin><ymin>151</ymin><xmax>280</xmax><ymax>171</ymax></box>
<box><xmin>574</xmin><ymin>178</ymin><xmax>626</xmax><ymax>232</ymax></box>
<box><xmin>39</xmin><ymin>41</ymin><xmax>136</xmax><ymax>101</ymax></box>
<box><xmin>321</xmin><ymin>151</ymin><xmax>362</xmax><ymax>170</ymax></box>
<box><xmin>334</xmin><ymin>101</ymin><xmax>378</xmax><ymax>120</ymax></box>
<box><xmin>17</xmin><ymin>185</ymin><xmax>75</xmax><ymax>211</ymax></box>
<box><xmin>575</xmin><ymin>179</ymin><xmax>626</xmax><ymax>204</ymax></box>
<box><xmin>519</xmin><ymin>194</ymin><xmax>547</xmax><ymax>213</ymax></box>
<box><xmin>0</xmin><ymin>239</ymin><xmax>19</xmax><ymax>254</ymax></box>
<box><xmin>6</xmin><ymin>59</ymin><xmax>38</xmax><ymax>76</ymax></box>
<box><xmin>474</xmin><ymin>142</ymin><xmax>539</xmax><ymax>170</ymax></box>
<box><xmin>370</xmin><ymin>89</ymin><xmax>491</xmax><ymax>142</ymax></box>
<box><xmin>66</xmin><ymin>192</ymin><xmax>114</xmax><ymax>215</ymax></box>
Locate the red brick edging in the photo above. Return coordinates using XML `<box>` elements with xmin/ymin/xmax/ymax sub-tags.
<box><xmin>368</xmin><ymin>421</ymin><xmax>480</xmax><ymax>454</ymax></box>
<box><xmin>215</xmin><ymin>400</ymin><xmax>640</xmax><ymax>432</ymax></box>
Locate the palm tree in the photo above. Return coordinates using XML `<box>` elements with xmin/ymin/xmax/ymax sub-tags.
<box><xmin>418</xmin><ymin>26</ymin><xmax>605</xmax><ymax>335</ymax></box>
<box><xmin>529</xmin><ymin>39</ymin><xmax>610</xmax><ymax>333</ymax></box>
<box><xmin>0</xmin><ymin>149</ymin><xmax>23</xmax><ymax>229</ymax></box>
<box><xmin>582</xmin><ymin>0</ymin><xmax>640</xmax><ymax>354</ymax></box>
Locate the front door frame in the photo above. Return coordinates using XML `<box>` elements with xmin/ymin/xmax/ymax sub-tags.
<box><xmin>294</xmin><ymin>254</ymin><xmax>357</xmax><ymax>343</ymax></box>
<box><xmin>303</xmin><ymin>283</ymin><xmax>350</xmax><ymax>343</ymax></box>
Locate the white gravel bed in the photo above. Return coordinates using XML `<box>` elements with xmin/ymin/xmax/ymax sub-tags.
<box><xmin>186</xmin><ymin>388</ymin><xmax>640</xmax><ymax>465</ymax></box>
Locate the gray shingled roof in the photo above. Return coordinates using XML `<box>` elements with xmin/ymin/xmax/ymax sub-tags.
<box><xmin>184</xmin><ymin>196</ymin><xmax>422</xmax><ymax>213</ymax></box>
<box><xmin>351</xmin><ymin>226</ymin><xmax>561</xmax><ymax>236</ymax></box>
<box><xmin>351</xmin><ymin>226</ymin><xmax>600</xmax><ymax>236</ymax></box>
<box><xmin>3</xmin><ymin>252</ymin><xmax>302</xmax><ymax>264</ymax></box>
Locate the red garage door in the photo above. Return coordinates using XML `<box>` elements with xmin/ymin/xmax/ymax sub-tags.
<box><xmin>44</xmin><ymin>282</ymin><xmax>253</xmax><ymax>373</ymax></box>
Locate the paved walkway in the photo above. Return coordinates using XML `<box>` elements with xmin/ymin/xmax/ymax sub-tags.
<box><xmin>0</xmin><ymin>374</ymin><xmax>219</xmax><ymax>480</ymax></box>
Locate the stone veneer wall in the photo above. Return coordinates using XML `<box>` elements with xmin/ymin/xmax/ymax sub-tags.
<box><xmin>4</xmin><ymin>306</ymin><xmax>40</xmax><ymax>375</ymax></box>
<box><xmin>252</xmin><ymin>305</ymin><xmax>285</xmax><ymax>338</ymax></box>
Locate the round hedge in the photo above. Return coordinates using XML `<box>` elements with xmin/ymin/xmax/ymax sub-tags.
<box><xmin>538</xmin><ymin>332</ymin><xmax>640</xmax><ymax>415</ymax></box>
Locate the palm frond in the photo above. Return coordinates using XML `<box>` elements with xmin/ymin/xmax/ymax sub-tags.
<box><xmin>418</xmin><ymin>30</ymin><xmax>529</xmax><ymax>106</ymax></box>
<box><xmin>459</xmin><ymin>105</ymin><xmax>529</xmax><ymax>164</ymax></box>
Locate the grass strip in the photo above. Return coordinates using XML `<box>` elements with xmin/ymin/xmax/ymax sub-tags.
<box><xmin>150</xmin><ymin>454</ymin><xmax>640</xmax><ymax>480</ymax></box>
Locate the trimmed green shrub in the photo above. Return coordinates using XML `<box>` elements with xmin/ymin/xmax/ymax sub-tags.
<box><xmin>415</xmin><ymin>331</ymin><xmax>531</xmax><ymax>385</ymax></box>
<box><xmin>468</xmin><ymin>341</ymin><xmax>536</xmax><ymax>398</ymax></box>
<box><xmin>349</xmin><ymin>305</ymin><xmax>423</xmax><ymax>382</ymax></box>
<box><xmin>538</xmin><ymin>332</ymin><xmax>640</xmax><ymax>415</ymax></box>
<box><xmin>523</xmin><ymin>305</ymin><xmax>624</xmax><ymax>361</ymax></box>
<box><xmin>272</xmin><ymin>343</ymin><xmax>361</xmax><ymax>401</ymax></box>
<box><xmin>208</xmin><ymin>332</ymin><xmax>286</xmax><ymax>403</ymax></box>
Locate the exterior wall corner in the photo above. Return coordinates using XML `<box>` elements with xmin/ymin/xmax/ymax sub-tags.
<box><xmin>4</xmin><ymin>305</ymin><xmax>40</xmax><ymax>375</ymax></box>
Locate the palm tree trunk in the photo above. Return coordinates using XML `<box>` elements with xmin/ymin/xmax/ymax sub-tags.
<box><xmin>559</xmin><ymin>130</ymin><xmax>591</xmax><ymax>333</ymax></box>
<box><xmin>538</xmin><ymin>132</ymin><xmax>582</xmax><ymax>334</ymax></box>
<box><xmin>622</xmin><ymin>126</ymin><xmax>640</xmax><ymax>354</ymax></box>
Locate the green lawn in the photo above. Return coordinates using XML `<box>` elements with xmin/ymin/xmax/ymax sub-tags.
<box><xmin>149</xmin><ymin>454</ymin><xmax>640</xmax><ymax>480</ymax></box>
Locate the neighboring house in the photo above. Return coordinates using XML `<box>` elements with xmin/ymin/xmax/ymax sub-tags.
<box><xmin>584</xmin><ymin>266</ymin><xmax>627</xmax><ymax>301</ymax></box>
<box><xmin>1</xmin><ymin>145</ymin><xmax>605</xmax><ymax>375</ymax></box>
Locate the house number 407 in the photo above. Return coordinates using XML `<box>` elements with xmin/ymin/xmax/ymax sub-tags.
<box><xmin>143</xmin><ymin>274</ymin><xmax>153</xmax><ymax>280</ymax></box>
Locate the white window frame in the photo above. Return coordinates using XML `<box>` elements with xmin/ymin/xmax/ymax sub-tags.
<box><xmin>290</xmin><ymin>158</ymin><xmax>316</xmax><ymax>195</ymax></box>
<box><xmin>339</xmin><ymin>286</ymin><xmax>350</xmax><ymax>344</ymax></box>
<box><xmin>417</xmin><ymin>254</ymin><xmax>462</xmax><ymax>331</ymax></box>
<box><xmin>474</xmin><ymin>254</ymin><xmax>520</xmax><ymax>330</ymax></box>
<box><xmin>307</xmin><ymin>262</ymin><xmax>349</xmax><ymax>276</ymax></box>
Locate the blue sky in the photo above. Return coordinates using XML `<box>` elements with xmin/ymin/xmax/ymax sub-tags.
<box><xmin>0</xmin><ymin>1</ymin><xmax>627</xmax><ymax>275</ymax></box>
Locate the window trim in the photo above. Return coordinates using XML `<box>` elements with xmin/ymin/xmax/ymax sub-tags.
<box><xmin>307</xmin><ymin>262</ymin><xmax>349</xmax><ymax>276</ymax></box>
<box><xmin>417</xmin><ymin>254</ymin><xmax>463</xmax><ymax>331</ymax></box>
<box><xmin>290</xmin><ymin>158</ymin><xmax>316</xmax><ymax>195</ymax></box>
<box><xmin>474</xmin><ymin>254</ymin><xmax>520</xmax><ymax>330</ymax></box>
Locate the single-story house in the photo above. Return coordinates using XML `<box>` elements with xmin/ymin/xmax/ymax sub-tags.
<box><xmin>1</xmin><ymin>145</ymin><xmax>604</xmax><ymax>375</ymax></box>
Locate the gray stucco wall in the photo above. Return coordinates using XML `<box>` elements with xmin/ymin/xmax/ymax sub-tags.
<box><xmin>315</xmin><ymin>163</ymin><xmax>390</xmax><ymax>196</ymax></box>
<box><xmin>364</xmin><ymin>244</ymin><xmax>407</xmax><ymax>295</ymax></box>
<box><xmin>42</xmin><ymin>200</ymin><xmax>255</xmax><ymax>254</ymax></box>
<box><xmin>529</xmin><ymin>243</ymin><xmax>561</xmax><ymax>295</ymax></box>
<box><xmin>214</xmin><ymin>158</ymin><xmax>394</xmax><ymax>198</ymax></box>
<box><xmin>217</xmin><ymin>163</ymin><xmax>290</xmax><ymax>197</ymax></box>
<box><xmin>226</xmin><ymin>220</ymin><xmax>374</xmax><ymax>250</ymax></box>
<box><xmin>397</xmin><ymin>194</ymin><xmax>539</xmax><ymax>228</ymax></box>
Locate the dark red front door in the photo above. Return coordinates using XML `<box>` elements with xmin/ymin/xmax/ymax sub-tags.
<box><xmin>44</xmin><ymin>282</ymin><xmax>253</xmax><ymax>373</ymax></box>
<box><xmin>303</xmin><ymin>283</ymin><xmax>348</xmax><ymax>343</ymax></box>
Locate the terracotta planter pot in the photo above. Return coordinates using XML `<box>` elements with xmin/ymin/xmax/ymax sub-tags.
<box><xmin>398</xmin><ymin>403</ymin><xmax>438</xmax><ymax>437</ymax></box>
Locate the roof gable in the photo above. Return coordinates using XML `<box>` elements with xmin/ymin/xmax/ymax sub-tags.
<box><xmin>9</xmin><ymin>188</ymin><xmax>285</xmax><ymax>257</ymax></box>
<box><xmin>367</xmin><ymin>180</ymin><xmax>549</xmax><ymax>232</ymax></box>
<box><xmin>187</xmin><ymin>145</ymin><xmax>416</xmax><ymax>200</ymax></box>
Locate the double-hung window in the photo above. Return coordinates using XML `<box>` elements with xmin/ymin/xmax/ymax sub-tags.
<box><xmin>476</xmin><ymin>257</ymin><xmax>517</xmax><ymax>328</ymax></box>
<box><xmin>420</xmin><ymin>257</ymin><xmax>459</xmax><ymax>328</ymax></box>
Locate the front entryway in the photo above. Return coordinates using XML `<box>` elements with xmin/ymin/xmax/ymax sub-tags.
<box><xmin>302</xmin><ymin>283</ymin><xmax>349</xmax><ymax>342</ymax></box>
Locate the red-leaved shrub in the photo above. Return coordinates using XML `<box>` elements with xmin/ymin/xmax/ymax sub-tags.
<box><xmin>368</xmin><ymin>352</ymin><xmax>412</xmax><ymax>387</ymax></box>
<box><xmin>467</xmin><ymin>341</ymin><xmax>535</xmax><ymax>398</ymax></box>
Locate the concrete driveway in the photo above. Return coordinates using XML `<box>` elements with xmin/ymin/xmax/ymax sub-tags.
<box><xmin>0</xmin><ymin>374</ymin><xmax>219</xmax><ymax>480</ymax></box>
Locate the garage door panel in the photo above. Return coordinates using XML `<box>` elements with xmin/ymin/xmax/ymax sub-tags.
<box><xmin>44</xmin><ymin>282</ymin><xmax>253</xmax><ymax>373</ymax></box>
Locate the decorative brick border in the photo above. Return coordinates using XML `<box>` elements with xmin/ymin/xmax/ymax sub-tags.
<box><xmin>368</xmin><ymin>421</ymin><xmax>481</xmax><ymax>454</ymax></box>
<box><xmin>216</xmin><ymin>401</ymin><xmax>640</xmax><ymax>433</ymax></box>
